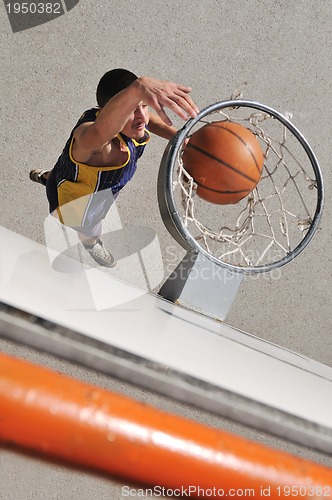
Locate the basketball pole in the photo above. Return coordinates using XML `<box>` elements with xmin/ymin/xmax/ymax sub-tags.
<box><xmin>1</xmin><ymin>352</ymin><xmax>331</xmax><ymax>498</ymax></box>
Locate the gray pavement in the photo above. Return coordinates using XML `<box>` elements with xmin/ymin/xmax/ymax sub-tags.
<box><xmin>0</xmin><ymin>1</ymin><xmax>332</xmax><ymax>498</ymax></box>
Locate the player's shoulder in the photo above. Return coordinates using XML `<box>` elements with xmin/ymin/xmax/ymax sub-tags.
<box><xmin>70</xmin><ymin>107</ymin><xmax>99</xmax><ymax>138</ymax></box>
<box><xmin>76</xmin><ymin>107</ymin><xmax>100</xmax><ymax>127</ymax></box>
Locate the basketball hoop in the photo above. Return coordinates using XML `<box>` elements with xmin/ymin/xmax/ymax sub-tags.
<box><xmin>158</xmin><ymin>100</ymin><xmax>324</xmax><ymax>275</ymax></box>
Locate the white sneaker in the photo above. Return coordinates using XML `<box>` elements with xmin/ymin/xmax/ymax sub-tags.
<box><xmin>83</xmin><ymin>239</ymin><xmax>117</xmax><ymax>268</ymax></box>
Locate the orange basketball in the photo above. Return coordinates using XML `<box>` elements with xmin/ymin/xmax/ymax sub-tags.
<box><xmin>182</xmin><ymin>121</ymin><xmax>264</xmax><ymax>204</ymax></box>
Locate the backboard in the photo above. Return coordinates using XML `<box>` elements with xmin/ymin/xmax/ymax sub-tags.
<box><xmin>0</xmin><ymin>224</ymin><xmax>331</xmax><ymax>453</ymax></box>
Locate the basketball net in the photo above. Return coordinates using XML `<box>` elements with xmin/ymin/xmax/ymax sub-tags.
<box><xmin>172</xmin><ymin>101</ymin><xmax>322</xmax><ymax>272</ymax></box>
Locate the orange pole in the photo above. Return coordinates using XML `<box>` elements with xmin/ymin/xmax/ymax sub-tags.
<box><xmin>0</xmin><ymin>352</ymin><xmax>331</xmax><ymax>498</ymax></box>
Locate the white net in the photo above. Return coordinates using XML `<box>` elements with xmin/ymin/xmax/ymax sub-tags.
<box><xmin>171</xmin><ymin>103</ymin><xmax>321</xmax><ymax>270</ymax></box>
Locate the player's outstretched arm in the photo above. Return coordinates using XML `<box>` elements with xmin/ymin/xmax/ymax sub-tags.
<box><xmin>136</xmin><ymin>77</ymin><xmax>199</xmax><ymax>126</ymax></box>
<box><xmin>73</xmin><ymin>77</ymin><xmax>198</xmax><ymax>153</ymax></box>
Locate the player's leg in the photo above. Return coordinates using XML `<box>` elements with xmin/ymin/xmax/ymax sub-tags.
<box><xmin>47</xmin><ymin>167</ymin><xmax>117</xmax><ymax>267</ymax></box>
<box><xmin>77</xmin><ymin>222</ymin><xmax>117</xmax><ymax>268</ymax></box>
<box><xmin>29</xmin><ymin>168</ymin><xmax>51</xmax><ymax>186</ymax></box>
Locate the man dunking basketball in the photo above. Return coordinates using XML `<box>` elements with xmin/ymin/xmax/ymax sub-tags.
<box><xmin>30</xmin><ymin>69</ymin><xmax>199</xmax><ymax>267</ymax></box>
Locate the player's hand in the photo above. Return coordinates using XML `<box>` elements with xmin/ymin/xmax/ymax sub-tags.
<box><xmin>137</xmin><ymin>77</ymin><xmax>199</xmax><ymax>126</ymax></box>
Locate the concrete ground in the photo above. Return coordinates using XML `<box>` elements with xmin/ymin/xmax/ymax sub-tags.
<box><xmin>0</xmin><ymin>1</ymin><xmax>331</xmax><ymax>498</ymax></box>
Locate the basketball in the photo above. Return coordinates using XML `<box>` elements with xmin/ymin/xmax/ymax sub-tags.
<box><xmin>182</xmin><ymin>121</ymin><xmax>264</xmax><ymax>204</ymax></box>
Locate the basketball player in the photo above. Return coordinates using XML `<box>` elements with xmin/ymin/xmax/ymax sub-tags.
<box><xmin>30</xmin><ymin>69</ymin><xmax>198</xmax><ymax>267</ymax></box>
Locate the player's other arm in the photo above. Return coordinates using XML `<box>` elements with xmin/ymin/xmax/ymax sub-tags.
<box><xmin>148</xmin><ymin>112</ymin><xmax>177</xmax><ymax>140</ymax></box>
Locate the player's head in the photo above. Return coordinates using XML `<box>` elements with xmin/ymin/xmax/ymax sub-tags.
<box><xmin>96</xmin><ymin>68</ymin><xmax>148</xmax><ymax>141</ymax></box>
<box><xmin>96</xmin><ymin>69</ymin><xmax>138</xmax><ymax>107</ymax></box>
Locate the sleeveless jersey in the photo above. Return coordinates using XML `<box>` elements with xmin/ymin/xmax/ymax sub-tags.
<box><xmin>46</xmin><ymin>108</ymin><xmax>150</xmax><ymax>229</ymax></box>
